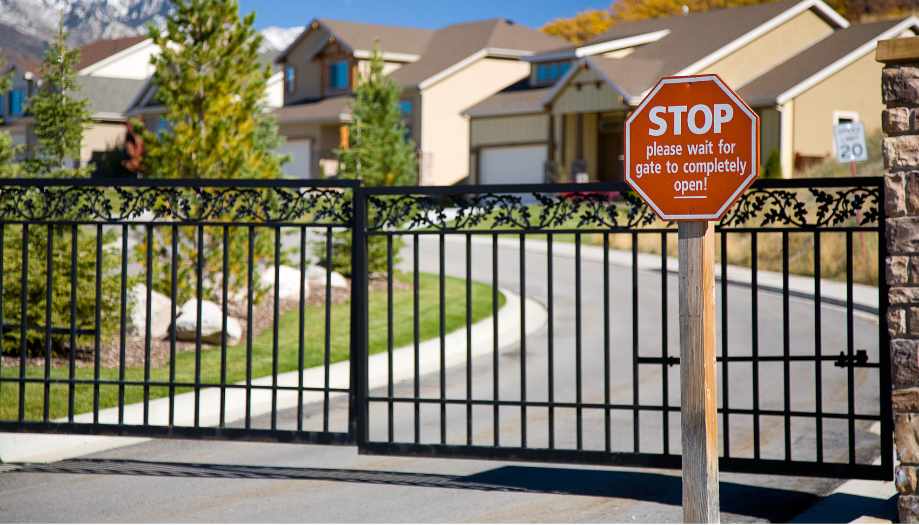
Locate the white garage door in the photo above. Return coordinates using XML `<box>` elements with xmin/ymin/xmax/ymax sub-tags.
<box><xmin>278</xmin><ymin>139</ymin><xmax>312</xmax><ymax>179</ymax></box>
<box><xmin>479</xmin><ymin>145</ymin><xmax>547</xmax><ymax>185</ymax></box>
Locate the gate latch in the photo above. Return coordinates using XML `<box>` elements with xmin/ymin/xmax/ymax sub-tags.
<box><xmin>834</xmin><ymin>349</ymin><xmax>870</xmax><ymax>368</ymax></box>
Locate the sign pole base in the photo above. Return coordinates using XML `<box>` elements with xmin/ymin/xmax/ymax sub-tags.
<box><xmin>678</xmin><ymin>221</ymin><xmax>720</xmax><ymax>524</ymax></box>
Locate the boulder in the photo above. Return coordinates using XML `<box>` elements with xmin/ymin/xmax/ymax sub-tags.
<box><xmin>259</xmin><ymin>265</ymin><xmax>309</xmax><ymax>301</ymax></box>
<box><xmin>174</xmin><ymin>299</ymin><xmax>242</xmax><ymax>345</ymax></box>
<box><xmin>128</xmin><ymin>284</ymin><xmax>173</xmax><ymax>340</ymax></box>
<box><xmin>306</xmin><ymin>265</ymin><xmax>349</xmax><ymax>289</ymax></box>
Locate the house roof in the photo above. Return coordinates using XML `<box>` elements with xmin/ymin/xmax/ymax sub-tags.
<box><xmin>543</xmin><ymin>0</ymin><xmax>848</xmax><ymax>104</ymax></box>
<box><xmin>464</xmin><ymin>85</ymin><xmax>551</xmax><ymax>117</ymax></box>
<box><xmin>76</xmin><ymin>76</ymin><xmax>148</xmax><ymax>120</ymax></box>
<box><xmin>390</xmin><ymin>18</ymin><xmax>564</xmax><ymax>89</ymax></box>
<box><xmin>77</xmin><ymin>36</ymin><xmax>148</xmax><ymax>71</ymax></box>
<box><xmin>277</xmin><ymin>19</ymin><xmax>433</xmax><ymax>63</ymax></box>
<box><xmin>0</xmin><ymin>48</ymin><xmax>42</xmax><ymax>77</ymax></box>
<box><xmin>274</xmin><ymin>95</ymin><xmax>353</xmax><ymax>124</ymax></box>
<box><xmin>739</xmin><ymin>17</ymin><xmax>918</xmax><ymax>106</ymax></box>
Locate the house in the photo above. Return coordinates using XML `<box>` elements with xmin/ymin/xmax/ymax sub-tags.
<box><xmin>465</xmin><ymin>0</ymin><xmax>916</xmax><ymax>182</ymax></box>
<box><xmin>0</xmin><ymin>48</ymin><xmax>41</xmax><ymax>154</ymax></box>
<box><xmin>274</xmin><ymin>17</ymin><xmax>564</xmax><ymax>183</ymax></box>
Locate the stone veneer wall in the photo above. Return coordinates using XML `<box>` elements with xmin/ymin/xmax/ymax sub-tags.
<box><xmin>880</xmin><ymin>36</ymin><xmax>919</xmax><ymax>523</ymax></box>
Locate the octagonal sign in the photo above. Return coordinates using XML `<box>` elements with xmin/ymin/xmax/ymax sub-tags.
<box><xmin>624</xmin><ymin>74</ymin><xmax>760</xmax><ymax>221</ymax></box>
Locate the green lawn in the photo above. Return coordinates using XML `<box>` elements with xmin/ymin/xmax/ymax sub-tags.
<box><xmin>0</xmin><ymin>272</ymin><xmax>504</xmax><ymax>421</ymax></box>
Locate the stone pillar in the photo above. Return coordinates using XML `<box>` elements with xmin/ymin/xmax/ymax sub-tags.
<box><xmin>879</xmin><ymin>37</ymin><xmax>919</xmax><ymax>523</ymax></box>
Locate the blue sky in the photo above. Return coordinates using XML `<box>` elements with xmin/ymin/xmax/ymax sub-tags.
<box><xmin>238</xmin><ymin>0</ymin><xmax>610</xmax><ymax>30</ymax></box>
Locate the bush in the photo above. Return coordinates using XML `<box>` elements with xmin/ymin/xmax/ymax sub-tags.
<box><xmin>761</xmin><ymin>149</ymin><xmax>782</xmax><ymax>179</ymax></box>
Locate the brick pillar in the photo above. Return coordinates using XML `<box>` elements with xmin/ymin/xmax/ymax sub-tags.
<box><xmin>879</xmin><ymin>37</ymin><xmax>919</xmax><ymax>523</ymax></box>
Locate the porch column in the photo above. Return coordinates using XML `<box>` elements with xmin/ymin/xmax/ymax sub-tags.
<box><xmin>878</xmin><ymin>37</ymin><xmax>919</xmax><ymax>523</ymax></box>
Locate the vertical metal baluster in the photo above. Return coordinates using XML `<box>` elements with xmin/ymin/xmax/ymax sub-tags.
<box><xmin>632</xmin><ymin>231</ymin><xmax>639</xmax><ymax>452</ymax></box>
<box><xmin>492</xmin><ymin>233</ymin><xmax>499</xmax><ymax>447</ymax></box>
<box><xmin>93</xmin><ymin>224</ymin><xmax>102</xmax><ymax>424</ymax></box>
<box><xmin>323</xmin><ymin>226</ymin><xmax>333</xmax><ymax>432</ymax></box>
<box><xmin>465</xmin><ymin>232</ymin><xmax>472</xmax><ymax>446</ymax></box>
<box><xmin>67</xmin><ymin>226</ymin><xmax>76</xmax><ymax>422</ymax></box>
<box><xmin>660</xmin><ymin>232</ymin><xmax>669</xmax><ymax>454</ymax></box>
<box><xmin>547</xmin><ymin>233</ymin><xmax>555</xmax><ymax>449</ymax></box>
<box><xmin>194</xmin><ymin>225</ymin><xmax>204</xmax><ymax>427</ymax></box>
<box><xmin>220</xmin><ymin>225</ymin><xmax>229</xmax><ymax>428</ymax></box>
<box><xmin>0</xmin><ymin>225</ymin><xmax>4</xmax><ymax>413</ymax></box>
<box><xmin>18</xmin><ymin>224</ymin><xmax>27</xmax><ymax>422</ymax></box>
<box><xmin>603</xmin><ymin>232</ymin><xmax>611</xmax><ymax>453</ymax></box>
<box><xmin>413</xmin><ymin>233</ymin><xmax>420</xmax><ymax>444</ymax></box>
<box><xmin>271</xmin><ymin>226</ymin><xmax>281</xmax><ymax>431</ymax></box>
<box><xmin>168</xmin><ymin>225</ymin><xmax>177</xmax><ymax>426</ymax></box>
<box><xmin>814</xmin><ymin>231</ymin><xmax>823</xmax><ymax>462</ymax></box>
<box><xmin>143</xmin><ymin>225</ymin><xmax>153</xmax><ymax>425</ymax></box>
<box><xmin>245</xmin><ymin>226</ymin><xmax>254</xmax><ymax>429</ymax></box>
<box><xmin>519</xmin><ymin>233</ymin><xmax>527</xmax><ymax>449</ymax></box>
<box><xmin>846</xmin><ymin>231</ymin><xmax>856</xmax><ymax>464</ymax></box>
<box><xmin>575</xmin><ymin>232</ymin><xmax>582</xmax><ymax>451</ymax></box>
<box><xmin>782</xmin><ymin>231</ymin><xmax>791</xmax><ymax>461</ymax></box>
<box><xmin>296</xmin><ymin>226</ymin><xmax>306</xmax><ymax>432</ymax></box>
<box><xmin>42</xmin><ymin>224</ymin><xmax>52</xmax><ymax>422</ymax></box>
<box><xmin>386</xmin><ymin>234</ymin><xmax>394</xmax><ymax>443</ymax></box>
<box><xmin>439</xmin><ymin>232</ymin><xmax>446</xmax><ymax>445</ymax></box>
<box><xmin>751</xmin><ymin>232</ymin><xmax>760</xmax><ymax>459</ymax></box>
<box><xmin>118</xmin><ymin>225</ymin><xmax>128</xmax><ymax>424</ymax></box>
<box><xmin>721</xmin><ymin>230</ymin><xmax>730</xmax><ymax>458</ymax></box>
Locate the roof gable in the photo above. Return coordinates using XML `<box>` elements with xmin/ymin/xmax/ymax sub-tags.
<box><xmin>77</xmin><ymin>36</ymin><xmax>149</xmax><ymax>72</ymax></box>
<box><xmin>276</xmin><ymin>18</ymin><xmax>433</xmax><ymax>63</ymax></box>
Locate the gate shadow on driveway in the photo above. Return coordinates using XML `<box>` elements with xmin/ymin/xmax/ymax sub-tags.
<box><xmin>10</xmin><ymin>459</ymin><xmax>844</xmax><ymax>522</ymax></box>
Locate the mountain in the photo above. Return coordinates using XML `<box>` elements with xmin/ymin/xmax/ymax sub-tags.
<box><xmin>259</xmin><ymin>26</ymin><xmax>303</xmax><ymax>52</ymax></box>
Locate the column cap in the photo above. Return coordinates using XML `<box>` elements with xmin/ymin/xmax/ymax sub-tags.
<box><xmin>878</xmin><ymin>36</ymin><xmax>919</xmax><ymax>64</ymax></box>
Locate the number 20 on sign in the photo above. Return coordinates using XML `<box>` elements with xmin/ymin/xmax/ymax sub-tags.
<box><xmin>624</xmin><ymin>75</ymin><xmax>760</xmax><ymax>524</ymax></box>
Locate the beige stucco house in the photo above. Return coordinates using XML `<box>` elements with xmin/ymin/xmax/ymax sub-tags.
<box><xmin>466</xmin><ymin>0</ymin><xmax>916</xmax><ymax>182</ymax></box>
<box><xmin>274</xmin><ymin>17</ymin><xmax>564</xmax><ymax>184</ymax></box>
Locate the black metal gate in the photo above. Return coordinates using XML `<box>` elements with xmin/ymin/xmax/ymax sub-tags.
<box><xmin>0</xmin><ymin>177</ymin><xmax>891</xmax><ymax>481</ymax></box>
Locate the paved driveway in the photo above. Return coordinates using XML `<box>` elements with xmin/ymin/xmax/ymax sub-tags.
<box><xmin>0</xmin><ymin>234</ymin><xmax>883</xmax><ymax>522</ymax></box>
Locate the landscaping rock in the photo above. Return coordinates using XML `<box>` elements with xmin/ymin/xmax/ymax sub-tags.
<box><xmin>307</xmin><ymin>265</ymin><xmax>349</xmax><ymax>289</ymax></box>
<box><xmin>174</xmin><ymin>299</ymin><xmax>242</xmax><ymax>345</ymax></box>
<box><xmin>259</xmin><ymin>265</ymin><xmax>308</xmax><ymax>301</ymax></box>
<box><xmin>128</xmin><ymin>284</ymin><xmax>173</xmax><ymax>340</ymax></box>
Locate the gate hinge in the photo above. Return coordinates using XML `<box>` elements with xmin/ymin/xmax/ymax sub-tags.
<box><xmin>834</xmin><ymin>349</ymin><xmax>870</xmax><ymax>368</ymax></box>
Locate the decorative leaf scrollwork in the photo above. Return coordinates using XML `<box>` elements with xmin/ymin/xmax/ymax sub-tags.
<box><xmin>719</xmin><ymin>185</ymin><xmax>880</xmax><ymax>228</ymax></box>
<box><xmin>0</xmin><ymin>184</ymin><xmax>353</xmax><ymax>224</ymax></box>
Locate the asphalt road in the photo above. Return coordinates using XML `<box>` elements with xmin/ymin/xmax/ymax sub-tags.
<box><xmin>0</xmin><ymin>234</ymin><xmax>883</xmax><ymax>522</ymax></box>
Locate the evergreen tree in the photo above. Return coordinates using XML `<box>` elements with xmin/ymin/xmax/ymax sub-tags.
<box><xmin>26</xmin><ymin>22</ymin><xmax>91</xmax><ymax>177</ymax></box>
<box><xmin>338</xmin><ymin>46</ymin><xmax>417</xmax><ymax>186</ymax></box>
<box><xmin>0</xmin><ymin>54</ymin><xmax>23</xmax><ymax>176</ymax></box>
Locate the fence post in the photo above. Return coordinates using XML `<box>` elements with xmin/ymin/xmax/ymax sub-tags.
<box><xmin>878</xmin><ymin>37</ymin><xmax>919</xmax><ymax>521</ymax></box>
<box><xmin>350</xmin><ymin>183</ymin><xmax>369</xmax><ymax>446</ymax></box>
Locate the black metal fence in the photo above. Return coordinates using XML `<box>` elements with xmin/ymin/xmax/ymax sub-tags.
<box><xmin>0</xmin><ymin>177</ymin><xmax>890</xmax><ymax>481</ymax></box>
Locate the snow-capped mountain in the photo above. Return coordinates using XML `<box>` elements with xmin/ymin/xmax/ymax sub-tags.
<box><xmin>259</xmin><ymin>26</ymin><xmax>303</xmax><ymax>52</ymax></box>
<box><xmin>0</xmin><ymin>0</ymin><xmax>171</xmax><ymax>45</ymax></box>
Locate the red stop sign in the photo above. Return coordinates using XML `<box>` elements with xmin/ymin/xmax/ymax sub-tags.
<box><xmin>624</xmin><ymin>74</ymin><xmax>760</xmax><ymax>221</ymax></box>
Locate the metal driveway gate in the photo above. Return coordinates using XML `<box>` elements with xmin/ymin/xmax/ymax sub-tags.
<box><xmin>0</xmin><ymin>177</ymin><xmax>891</xmax><ymax>481</ymax></box>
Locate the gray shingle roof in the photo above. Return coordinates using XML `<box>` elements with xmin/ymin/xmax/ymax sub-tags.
<box><xmin>76</xmin><ymin>76</ymin><xmax>148</xmax><ymax>118</ymax></box>
<box><xmin>319</xmin><ymin>18</ymin><xmax>433</xmax><ymax>56</ymax></box>
<box><xmin>274</xmin><ymin>95</ymin><xmax>353</xmax><ymax>124</ymax></box>
<box><xmin>739</xmin><ymin>18</ymin><xmax>911</xmax><ymax>105</ymax></box>
<box><xmin>465</xmin><ymin>86</ymin><xmax>551</xmax><ymax>117</ymax></box>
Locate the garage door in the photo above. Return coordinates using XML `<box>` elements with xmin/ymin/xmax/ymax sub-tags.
<box><xmin>479</xmin><ymin>145</ymin><xmax>546</xmax><ymax>185</ymax></box>
<box><xmin>278</xmin><ymin>139</ymin><xmax>312</xmax><ymax>179</ymax></box>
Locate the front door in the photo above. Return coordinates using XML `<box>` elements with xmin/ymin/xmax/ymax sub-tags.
<box><xmin>598</xmin><ymin>115</ymin><xmax>624</xmax><ymax>182</ymax></box>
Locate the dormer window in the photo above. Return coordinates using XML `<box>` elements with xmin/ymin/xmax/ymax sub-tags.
<box><xmin>328</xmin><ymin>60</ymin><xmax>350</xmax><ymax>91</ymax></box>
<box><xmin>534</xmin><ymin>61</ymin><xmax>571</xmax><ymax>86</ymax></box>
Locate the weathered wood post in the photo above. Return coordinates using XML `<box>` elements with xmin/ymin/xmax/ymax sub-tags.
<box><xmin>877</xmin><ymin>36</ymin><xmax>919</xmax><ymax>522</ymax></box>
<box><xmin>678</xmin><ymin>221</ymin><xmax>719</xmax><ymax>523</ymax></box>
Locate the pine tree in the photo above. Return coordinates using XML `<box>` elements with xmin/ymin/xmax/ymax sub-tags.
<box><xmin>338</xmin><ymin>46</ymin><xmax>417</xmax><ymax>186</ymax></box>
<box><xmin>142</xmin><ymin>0</ymin><xmax>285</xmax><ymax>303</ymax></box>
<box><xmin>26</xmin><ymin>21</ymin><xmax>91</xmax><ymax>177</ymax></box>
<box><xmin>0</xmin><ymin>54</ymin><xmax>23</xmax><ymax>176</ymax></box>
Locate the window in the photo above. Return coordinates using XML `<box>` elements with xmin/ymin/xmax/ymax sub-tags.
<box><xmin>328</xmin><ymin>60</ymin><xmax>350</xmax><ymax>91</ymax></box>
<box><xmin>8</xmin><ymin>89</ymin><xmax>24</xmax><ymax>117</ymax></box>
<box><xmin>534</xmin><ymin>61</ymin><xmax>571</xmax><ymax>85</ymax></box>
<box><xmin>285</xmin><ymin>65</ymin><xmax>296</xmax><ymax>94</ymax></box>
<box><xmin>399</xmin><ymin>100</ymin><xmax>413</xmax><ymax>115</ymax></box>
<box><xmin>833</xmin><ymin>110</ymin><xmax>859</xmax><ymax>126</ymax></box>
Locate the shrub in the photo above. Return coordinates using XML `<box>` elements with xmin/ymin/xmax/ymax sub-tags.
<box><xmin>761</xmin><ymin>149</ymin><xmax>782</xmax><ymax>179</ymax></box>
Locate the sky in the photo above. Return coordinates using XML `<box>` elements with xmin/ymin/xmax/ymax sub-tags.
<box><xmin>238</xmin><ymin>0</ymin><xmax>611</xmax><ymax>30</ymax></box>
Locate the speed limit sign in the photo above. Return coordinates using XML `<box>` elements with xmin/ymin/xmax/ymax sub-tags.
<box><xmin>834</xmin><ymin>121</ymin><xmax>868</xmax><ymax>163</ymax></box>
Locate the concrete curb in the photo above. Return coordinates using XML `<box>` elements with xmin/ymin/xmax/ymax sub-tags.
<box><xmin>451</xmin><ymin>235</ymin><xmax>879</xmax><ymax>315</ymax></box>
<box><xmin>0</xmin><ymin>288</ymin><xmax>547</xmax><ymax>464</ymax></box>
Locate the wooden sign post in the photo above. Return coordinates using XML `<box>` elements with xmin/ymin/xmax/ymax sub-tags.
<box><xmin>624</xmin><ymin>75</ymin><xmax>760</xmax><ymax>523</ymax></box>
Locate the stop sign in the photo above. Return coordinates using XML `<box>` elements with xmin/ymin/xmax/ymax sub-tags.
<box><xmin>624</xmin><ymin>74</ymin><xmax>760</xmax><ymax>221</ymax></box>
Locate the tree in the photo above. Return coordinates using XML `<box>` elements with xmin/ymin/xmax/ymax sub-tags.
<box><xmin>0</xmin><ymin>54</ymin><xmax>23</xmax><ymax>177</ymax></box>
<box><xmin>142</xmin><ymin>0</ymin><xmax>285</xmax><ymax>303</ymax></box>
<box><xmin>541</xmin><ymin>10</ymin><xmax>614</xmax><ymax>45</ymax></box>
<box><xmin>26</xmin><ymin>21</ymin><xmax>91</xmax><ymax>177</ymax></box>
<box><xmin>338</xmin><ymin>46</ymin><xmax>417</xmax><ymax>187</ymax></box>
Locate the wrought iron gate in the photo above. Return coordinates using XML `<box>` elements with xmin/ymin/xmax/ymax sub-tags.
<box><xmin>0</xmin><ymin>177</ymin><xmax>891</xmax><ymax>481</ymax></box>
